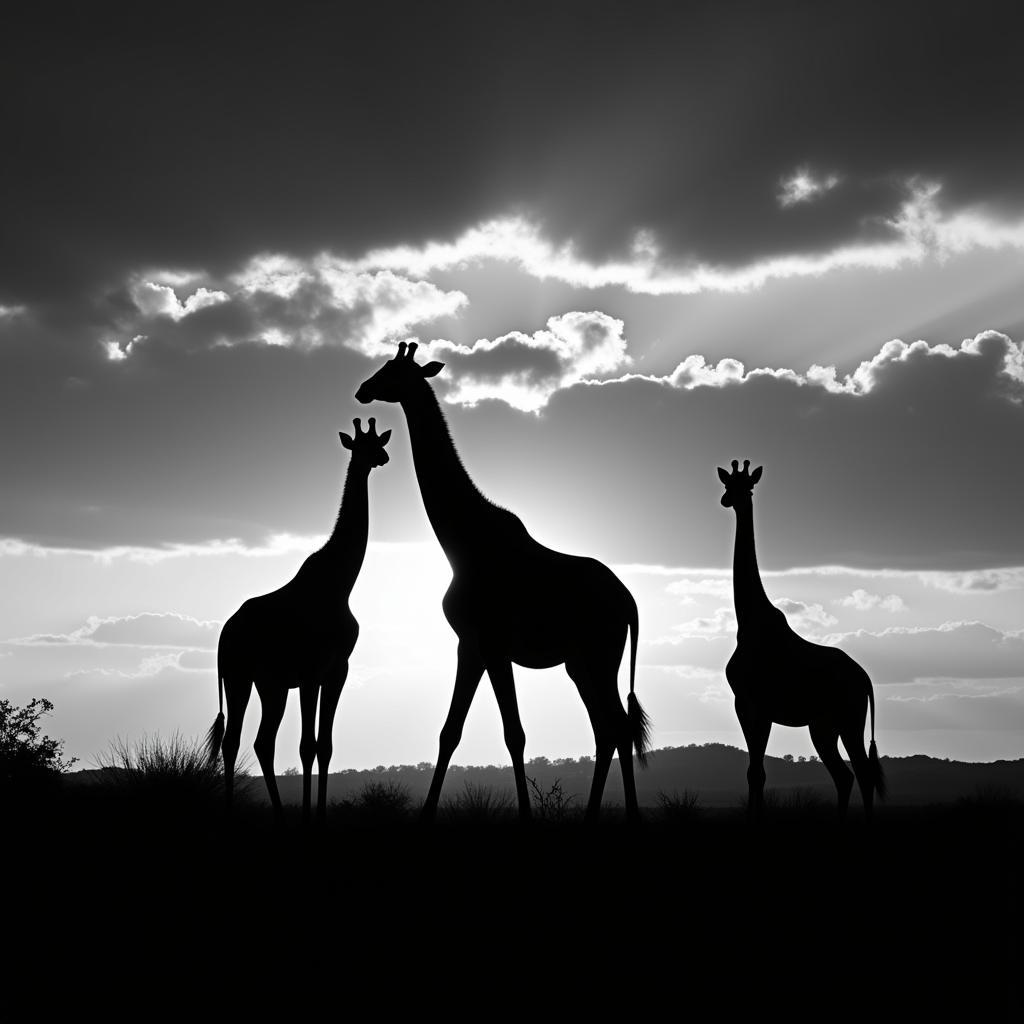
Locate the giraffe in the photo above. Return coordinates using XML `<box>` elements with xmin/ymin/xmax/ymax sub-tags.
<box><xmin>718</xmin><ymin>459</ymin><xmax>886</xmax><ymax>820</ymax></box>
<box><xmin>355</xmin><ymin>342</ymin><xmax>651</xmax><ymax>823</ymax></box>
<box><xmin>206</xmin><ymin>418</ymin><xmax>391</xmax><ymax>822</ymax></box>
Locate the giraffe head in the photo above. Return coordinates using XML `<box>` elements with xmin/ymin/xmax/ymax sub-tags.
<box><xmin>339</xmin><ymin>417</ymin><xmax>392</xmax><ymax>469</ymax></box>
<box><xmin>718</xmin><ymin>459</ymin><xmax>763</xmax><ymax>507</ymax></box>
<box><xmin>355</xmin><ymin>341</ymin><xmax>445</xmax><ymax>405</ymax></box>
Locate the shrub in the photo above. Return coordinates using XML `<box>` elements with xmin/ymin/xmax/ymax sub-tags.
<box><xmin>96</xmin><ymin>731</ymin><xmax>248</xmax><ymax>808</ymax></box>
<box><xmin>657</xmin><ymin>789</ymin><xmax>701</xmax><ymax>823</ymax></box>
<box><xmin>0</xmin><ymin>697</ymin><xmax>76</xmax><ymax>793</ymax></box>
<box><xmin>442</xmin><ymin>781</ymin><xmax>514</xmax><ymax>822</ymax></box>
<box><xmin>527</xmin><ymin>776</ymin><xmax>577</xmax><ymax>823</ymax></box>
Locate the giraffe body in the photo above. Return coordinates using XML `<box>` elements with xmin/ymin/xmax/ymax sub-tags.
<box><xmin>207</xmin><ymin>419</ymin><xmax>391</xmax><ymax>822</ymax></box>
<box><xmin>356</xmin><ymin>343</ymin><xmax>650</xmax><ymax>822</ymax></box>
<box><xmin>719</xmin><ymin>460</ymin><xmax>885</xmax><ymax>819</ymax></box>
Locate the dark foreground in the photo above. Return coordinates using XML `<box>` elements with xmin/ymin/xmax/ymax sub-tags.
<box><xmin>6</xmin><ymin>782</ymin><xmax>1021</xmax><ymax>1017</ymax></box>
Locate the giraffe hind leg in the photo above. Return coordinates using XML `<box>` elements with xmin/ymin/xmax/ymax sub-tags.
<box><xmin>222</xmin><ymin>675</ymin><xmax>253</xmax><ymax>814</ymax></box>
<box><xmin>810</xmin><ymin>722</ymin><xmax>853</xmax><ymax>821</ymax></box>
<box><xmin>840</xmin><ymin>720</ymin><xmax>875</xmax><ymax>823</ymax></box>
<box><xmin>254</xmin><ymin>683</ymin><xmax>289</xmax><ymax>823</ymax></box>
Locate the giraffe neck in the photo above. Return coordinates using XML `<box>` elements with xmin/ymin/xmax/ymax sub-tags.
<box><xmin>732</xmin><ymin>500</ymin><xmax>776</xmax><ymax>630</ymax></box>
<box><xmin>400</xmin><ymin>379</ymin><xmax>504</xmax><ymax>555</ymax></box>
<box><xmin>320</xmin><ymin>459</ymin><xmax>371</xmax><ymax>593</ymax></box>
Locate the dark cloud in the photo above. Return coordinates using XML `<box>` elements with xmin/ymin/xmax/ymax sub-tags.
<box><xmin>833</xmin><ymin>622</ymin><xmax>1024</xmax><ymax>685</ymax></box>
<box><xmin>3</xmin><ymin>1</ymin><xmax>1023</xmax><ymax>316</ymax></box>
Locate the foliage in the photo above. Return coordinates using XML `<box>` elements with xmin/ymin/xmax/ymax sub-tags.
<box><xmin>0</xmin><ymin>697</ymin><xmax>76</xmax><ymax>790</ymax></box>
<box><xmin>527</xmin><ymin>776</ymin><xmax>577</xmax><ymax>822</ymax></box>
<box><xmin>442</xmin><ymin>781</ymin><xmax>514</xmax><ymax>822</ymax></box>
<box><xmin>657</xmin><ymin>789</ymin><xmax>701</xmax><ymax>823</ymax></box>
<box><xmin>96</xmin><ymin>731</ymin><xmax>245</xmax><ymax>807</ymax></box>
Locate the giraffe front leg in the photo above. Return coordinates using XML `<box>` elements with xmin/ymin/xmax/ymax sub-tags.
<box><xmin>316</xmin><ymin>666</ymin><xmax>347</xmax><ymax>823</ymax></box>
<box><xmin>422</xmin><ymin>642</ymin><xmax>484</xmax><ymax>822</ymax></box>
<box><xmin>737</xmin><ymin>702</ymin><xmax>771</xmax><ymax>820</ymax></box>
<box><xmin>487</xmin><ymin>655</ymin><xmax>531</xmax><ymax>822</ymax></box>
<box><xmin>299</xmin><ymin>681</ymin><xmax>319</xmax><ymax>825</ymax></box>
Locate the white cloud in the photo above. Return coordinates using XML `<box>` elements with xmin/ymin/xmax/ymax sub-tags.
<box><xmin>0</xmin><ymin>531</ymin><xmax>322</xmax><ymax>565</ymax></box>
<box><xmin>323</xmin><ymin>180</ymin><xmax>1024</xmax><ymax>297</ymax></box>
<box><xmin>774</xmin><ymin>598</ymin><xmax>838</xmax><ymax>631</ymax></box>
<box><xmin>64</xmin><ymin>650</ymin><xmax>206</xmax><ymax>680</ymax></box>
<box><xmin>836</xmin><ymin>589</ymin><xmax>906</xmax><ymax>612</ymax></box>
<box><xmin>599</xmin><ymin>330</ymin><xmax>1023</xmax><ymax>399</ymax></box>
<box><xmin>666</xmin><ymin>577</ymin><xmax>733</xmax><ymax>602</ymax></box>
<box><xmin>429</xmin><ymin>311</ymin><xmax>630</xmax><ymax>412</ymax></box>
<box><xmin>130</xmin><ymin>280</ymin><xmax>229</xmax><ymax>321</ymax></box>
<box><xmin>778</xmin><ymin>168</ymin><xmax>842</xmax><ymax>207</ymax></box>
<box><xmin>4</xmin><ymin>612</ymin><xmax>220</xmax><ymax>651</ymax></box>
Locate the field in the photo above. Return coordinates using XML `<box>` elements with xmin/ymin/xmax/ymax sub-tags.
<box><xmin>6</xmin><ymin>748</ymin><xmax>1022</xmax><ymax>1017</ymax></box>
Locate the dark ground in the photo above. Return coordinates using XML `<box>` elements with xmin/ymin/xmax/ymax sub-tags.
<box><xmin>5</xmin><ymin>777</ymin><xmax>1021</xmax><ymax>1018</ymax></box>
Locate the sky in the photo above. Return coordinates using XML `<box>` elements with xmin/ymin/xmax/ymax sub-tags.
<box><xmin>2</xmin><ymin>1</ymin><xmax>1022</xmax><ymax>771</ymax></box>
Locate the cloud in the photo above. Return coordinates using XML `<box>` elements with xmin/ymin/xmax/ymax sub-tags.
<box><xmin>428</xmin><ymin>311</ymin><xmax>630</xmax><ymax>411</ymax></box>
<box><xmin>5</xmin><ymin>612</ymin><xmax>221</xmax><ymax>650</ymax></box>
<box><xmin>64</xmin><ymin>650</ymin><xmax>208</xmax><ymax>680</ymax></box>
<box><xmin>778</xmin><ymin>169</ymin><xmax>842</xmax><ymax>208</ymax></box>
<box><xmin>318</xmin><ymin>181</ymin><xmax>1024</xmax><ymax>297</ymax></box>
<box><xmin>774</xmin><ymin>598</ymin><xmax>838</xmax><ymax>631</ymax></box>
<box><xmin>666</xmin><ymin>578</ymin><xmax>733</xmax><ymax>603</ymax></box>
<box><xmin>129</xmin><ymin>279</ymin><xmax>229</xmax><ymax>321</ymax></box>
<box><xmin>599</xmin><ymin>329</ymin><xmax>1023</xmax><ymax>398</ymax></box>
<box><xmin>823</xmin><ymin>621</ymin><xmax>1024</xmax><ymax>684</ymax></box>
<box><xmin>533</xmin><ymin>330</ymin><xmax>1023</xmax><ymax>566</ymax></box>
<box><xmin>836</xmin><ymin>589</ymin><xmax>906</xmax><ymax>612</ymax></box>
<box><xmin>0</xmin><ymin>533</ymin><xmax>321</xmax><ymax>565</ymax></box>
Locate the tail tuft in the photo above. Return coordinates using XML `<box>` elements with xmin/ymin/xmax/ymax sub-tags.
<box><xmin>206</xmin><ymin>712</ymin><xmax>225</xmax><ymax>767</ymax></box>
<box><xmin>628</xmin><ymin>693</ymin><xmax>652</xmax><ymax>769</ymax></box>
<box><xmin>869</xmin><ymin>739</ymin><xmax>887</xmax><ymax>800</ymax></box>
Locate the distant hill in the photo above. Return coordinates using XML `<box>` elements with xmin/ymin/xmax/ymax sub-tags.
<box><xmin>88</xmin><ymin>742</ymin><xmax>1016</xmax><ymax>808</ymax></box>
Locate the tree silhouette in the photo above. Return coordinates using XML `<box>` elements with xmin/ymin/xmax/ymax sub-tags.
<box><xmin>0</xmin><ymin>697</ymin><xmax>76</xmax><ymax>792</ymax></box>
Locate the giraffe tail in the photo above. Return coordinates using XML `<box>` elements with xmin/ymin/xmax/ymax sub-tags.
<box><xmin>206</xmin><ymin>656</ymin><xmax>225</xmax><ymax>767</ymax></box>
<box><xmin>625</xmin><ymin>590</ymin><xmax>652</xmax><ymax>768</ymax></box>
<box><xmin>867</xmin><ymin>679</ymin><xmax>887</xmax><ymax>800</ymax></box>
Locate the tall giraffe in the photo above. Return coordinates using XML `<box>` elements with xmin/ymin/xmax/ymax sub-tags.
<box><xmin>356</xmin><ymin>342</ymin><xmax>651</xmax><ymax>822</ymax></box>
<box><xmin>719</xmin><ymin>459</ymin><xmax>885</xmax><ymax>819</ymax></box>
<box><xmin>207</xmin><ymin>418</ymin><xmax>391</xmax><ymax>822</ymax></box>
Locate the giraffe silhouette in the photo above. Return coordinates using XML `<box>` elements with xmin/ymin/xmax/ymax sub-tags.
<box><xmin>719</xmin><ymin>459</ymin><xmax>886</xmax><ymax>820</ymax></box>
<box><xmin>206</xmin><ymin>418</ymin><xmax>391</xmax><ymax>822</ymax></box>
<box><xmin>355</xmin><ymin>342</ymin><xmax>651</xmax><ymax>822</ymax></box>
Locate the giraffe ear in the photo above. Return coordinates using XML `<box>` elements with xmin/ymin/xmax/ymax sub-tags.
<box><xmin>420</xmin><ymin>361</ymin><xmax>445</xmax><ymax>378</ymax></box>
<box><xmin>339</xmin><ymin>432</ymin><xmax>354</xmax><ymax>449</ymax></box>
<box><xmin>379</xmin><ymin>429</ymin><xmax>392</xmax><ymax>446</ymax></box>
<box><xmin>717</xmin><ymin>467</ymin><xmax>730</xmax><ymax>485</ymax></box>
<box><xmin>750</xmin><ymin>466</ymin><xmax>763</xmax><ymax>485</ymax></box>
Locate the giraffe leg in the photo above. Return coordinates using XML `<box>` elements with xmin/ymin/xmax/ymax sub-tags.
<box><xmin>567</xmin><ymin>662</ymin><xmax>615</xmax><ymax>824</ymax></box>
<box><xmin>840</xmin><ymin>718</ymin><xmax>874</xmax><ymax>823</ymax></box>
<box><xmin>298</xmin><ymin>681</ymin><xmax>319</xmax><ymax>825</ymax></box>
<box><xmin>615</xmin><ymin>697</ymin><xmax>641</xmax><ymax>825</ymax></box>
<box><xmin>810</xmin><ymin>722</ymin><xmax>853</xmax><ymax>821</ymax></box>
<box><xmin>737</xmin><ymin>703</ymin><xmax>771</xmax><ymax>819</ymax></box>
<box><xmin>487</xmin><ymin>656</ymin><xmax>531</xmax><ymax>821</ymax></box>
<box><xmin>316</xmin><ymin>665</ymin><xmax>348</xmax><ymax>823</ymax></box>
<box><xmin>254</xmin><ymin>684</ymin><xmax>289</xmax><ymax>823</ymax></box>
<box><xmin>222</xmin><ymin>675</ymin><xmax>253</xmax><ymax>814</ymax></box>
<box><xmin>422</xmin><ymin>642</ymin><xmax>484</xmax><ymax>821</ymax></box>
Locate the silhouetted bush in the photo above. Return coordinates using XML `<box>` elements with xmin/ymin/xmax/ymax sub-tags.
<box><xmin>0</xmin><ymin>697</ymin><xmax>76</xmax><ymax>796</ymax></box>
<box><xmin>442</xmin><ymin>782</ymin><xmax>514</xmax><ymax>823</ymax></box>
<box><xmin>657</xmin><ymin>789</ymin><xmax>701</xmax><ymax>823</ymax></box>
<box><xmin>96</xmin><ymin>732</ymin><xmax>250</xmax><ymax>811</ymax></box>
<box><xmin>527</xmin><ymin>776</ymin><xmax>577</xmax><ymax>822</ymax></box>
